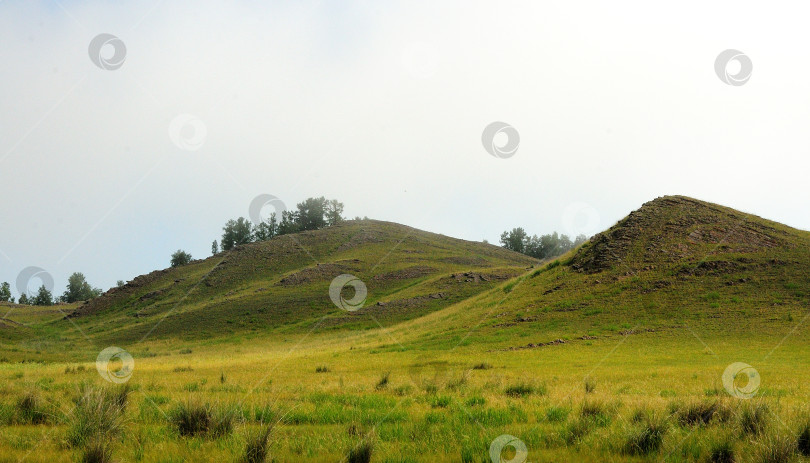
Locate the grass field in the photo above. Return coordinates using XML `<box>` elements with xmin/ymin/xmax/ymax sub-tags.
<box><xmin>2</xmin><ymin>196</ymin><xmax>810</xmax><ymax>462</ymax></box>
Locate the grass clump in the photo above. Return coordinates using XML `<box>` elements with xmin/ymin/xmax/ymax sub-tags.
<box><xmin>505</xmin><ymin>382</ymin><xmax>542</xmax><ymax>398</ymax></box>
<box><xmin>375</xmin><ymin>372</ymin><xmax>390</xmax><ymax>390</ymax></box>
<box><xmin>709</xmin><ymin>440</ymin><xmax>735</xmax><ymax>463</ymax></box>
<box><xmin>739</xmin><ymin>402</ymin><xmax>769</xmax><ymax>435</ymax></box>
<box><xmin>546</xmin><ymin>406</ymin><xmax>570</xmax><ymax>423</ymax></box>
<box><xmin>676</xmin><ymin>400</ymin><xmax>727</xmax><ymax>426</ymax></box>
<box><xmin>580</xmin><ymin>400</ymin><xmax>613</xmax><ymax>425</ymax></box>
<box><xmin>755</xmin><ymin>434</ymin><xmax>797</xmax><ymax>463</ymax></box>
<box><xmin>584</xmin><ymin>378</ymin><xmax>596</xmax><ymax>394</ymax></box>
<box><xmin>241</xmin><ymin>424</ymin><xmax>274</xmax><ymax>463</ymax></box>
<box><xmin>797</xmin><ymin>422</ymin><xmax>810</xmax><ymax>456</ymax></box>
<box><xmin>624</xmin><ymin>417</ymin><xmax>667</xmax><ymax>455</ymax></box>
<box><xmin>169</xmin><ymin>401</ymin><xmax>234</xmax><ymax>438</ymax></box>
<box><xmin>15</xmin><ymin>390</ymin><xmax>49</xmax><ymax>425</ymax></box>
<box><xmin>346</xmin><ymin>440</ymin><xmax>373</xmax><ymax>463</ymax></box>
<box><xmin>79</xmin><ymin>440</ymin><xmax>114</xmax><ymax>463</ymax></box>
<box><xmin>471</xmin><ymin>362</ymin><xmax>492</xmax><ymax>370</ymax></box>
<box><xmin>67</xmin><ymin>384</ymin><xmax>128</xmax><ymax>448</ymax></box>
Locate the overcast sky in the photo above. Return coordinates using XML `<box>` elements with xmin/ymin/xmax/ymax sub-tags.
<box><xmin>1</xmin><ymin>0</ymin><xmax>809</xmax><ymax>297</ymax></box>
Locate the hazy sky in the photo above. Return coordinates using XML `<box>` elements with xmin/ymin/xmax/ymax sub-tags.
<box><xmin>2</xmin><ymin>0</ymin><xmax>809</xmax><ymax>297</ymax></box>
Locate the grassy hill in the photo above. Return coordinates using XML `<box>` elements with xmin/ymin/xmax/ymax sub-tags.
<box><xmin>1</xmin><ymin>219</ymin><xmax>536</xmax><ymax>359</ymax></box>
<box><xmin>394</xmin><ymin>195</ymin><xmax>810</xmax><ymax>351</ymax></box>
<box><xmin>2</xmin><ymin>196</ymin><xmax>810</xmax><ymax>462</ymax></box>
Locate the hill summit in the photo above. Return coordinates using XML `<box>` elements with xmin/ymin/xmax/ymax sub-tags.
<box><xmin>571</xmin><ymin>195</ymin><xmax>797</xmax><ymax>274</ymax></box>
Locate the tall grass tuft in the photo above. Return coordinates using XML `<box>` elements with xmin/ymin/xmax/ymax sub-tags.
<box><xmin>584</xmin><ymin>378</ymin><xmax>596</xmax><ymax>394</ymax></box>
<box><xmin>797</xmin><ymin>422</ymin><xmax>810</xmax><ymax>456</ymax></box>
<box><xmin>739</xmin><ymin>402</ymin><xmax>769</xmax><ymax>435</ymax></box>
<box><xmin>375</xmin><ymin>372</ymin><xmax>390</xmax><ymax>391</ymax></box>
<box><xmin>241</xmin><ymin>424</ymin><xmax>274</xmax><ymax>463</ymax></box>
<box><xmin>346</xmin><ymin>441</ymin><xmax>373</xmax><ymax>463</ymax></box>
<box><xmin>676</xmin><ymin>401</ymin><xmax>726</xmax><ymax>426</ymax></box>
<box><xmin>169</xmin><ymin>401</ymin><xmax>234</xmax><ymax>438</ymax></box>
<box><xmin>709</xmin><ymin>440</ymin><xmax>735</xmax><ymax>463</ymax></box>
<box><xmin>15</xmin><ymin>390</ymin><xmax>49</xmax><ymax>425</ymax></box>
<box><xmin>624</xmin><ymin>417</ymin><xmax>667</xmax><ymax>455</ymax></box>
<box><xmin>66</xmin><ymin>384</ymin><xmax>128</xmax><ymax>448</ymax></box>
<box><xmin>755</xmin><ymin>434</ymin><xmax>796</xmax><ymax>463</ymax></box>
<box><xmin>79</xmin><ymin>440</ymin><xmax>114</xmax><ymax>463</ymax></box>
<box><xmin>504</xmin><ymin>383</ymin><xmax>535</xmax><ymax>398</ymax></box>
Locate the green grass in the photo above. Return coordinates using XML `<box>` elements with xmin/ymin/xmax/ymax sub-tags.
<box><xmin>1</xmin><ymin>196</ymin><xmax>810</xmax><ymax>461</ymax></box>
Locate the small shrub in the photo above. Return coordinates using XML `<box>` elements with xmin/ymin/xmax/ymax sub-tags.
<box><xmin>241</xmin><ymin>425</ymin><xmax>274</xmax><ymax>463</ymax></box>
<box><xmin>375</xmin><ymin>372</ymin><xmax>390</xmax><ymax>391</ymax></box>
<box><xmin>316</xmin><ymin>366</ymin><xmax>330</xmax><ymax>373</ymax></box>
<box><xmin>709</xmin><ymin>440</ymin><xmax>735</xmax><ymax>463</ymax></box>
<box><xmin>347</xmin><ymin>441</ymin><xmax>373</xmax><ymax>463</ymax></box>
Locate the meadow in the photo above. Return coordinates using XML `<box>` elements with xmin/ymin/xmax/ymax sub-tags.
<box><xmin>2</xmin><ymin>197</ymin><xmax>810</xmax><ymax>462</ymax></box>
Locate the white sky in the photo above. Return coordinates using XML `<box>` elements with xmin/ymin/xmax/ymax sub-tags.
<box><xmin>1</xmin><ymin>0</ymin><xmax>809</xmax><ymax>296</ymax></box>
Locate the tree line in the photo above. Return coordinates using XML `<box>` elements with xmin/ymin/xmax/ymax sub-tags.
<box><xmin>499</xmin><ymin>228</ymin><xmax>587</xmax><ymax>260</ymax></box>
<box><xmin>170</xmin><ymin>196</ymin><xmax>346</xmax><ymax>267</ymax></box>
<box><xmin>0</xmin><ymin>272</ymin><xmax>106</xmax><ymax>306</ymax></box>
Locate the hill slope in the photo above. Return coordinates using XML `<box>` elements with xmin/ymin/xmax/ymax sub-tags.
<box><xmin>52</xmin><ymin>220</ymin><xmax>537</xmax><ymax>345</ymax></box>
<box><xmin>386</xmin><ymin>195</ymin><xmax>810</xmax><ymax>350</ymax></box>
